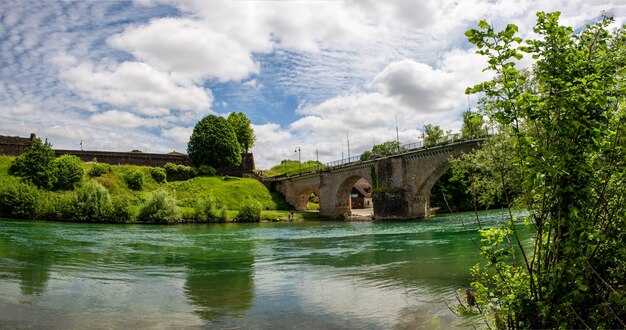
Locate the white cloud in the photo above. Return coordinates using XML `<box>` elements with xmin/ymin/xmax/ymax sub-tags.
<box><xmin>372</xmin><ymin>60</ymin><xmax>460</xmax><ymax>113</ymax></box>
<box><xmin>1</xmin><ymin>103</ymin><xmax>35</xmax><ymax>115</ymax></box>
<box><xmin>161</xmin><ymin>126</ymin><xmax>193</xmax><ymax>145</ymax></box>
<box><xmin>60</xmin><ymin>61</ymin><xmax>213</xmax><ymax>113</ymax></box>
<box><xmin>250</xmin><ymin>122</ymin><xmax>294</xmax><ymax>169</ymax></box>
<box><xmin>89</xmin><ymin>110</ymin><xmax>161</xmax><ymax>128</ymax></box>
<box><xmin>108</xmin><ymin>18</ymin><xmax>259</xmax><ymax>83</ymax></box>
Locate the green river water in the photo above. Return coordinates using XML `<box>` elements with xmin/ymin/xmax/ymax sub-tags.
<box><xmin>0</xmin><ymin>210</ymin><xmax>522</xmax><ymax>329</ymax></box>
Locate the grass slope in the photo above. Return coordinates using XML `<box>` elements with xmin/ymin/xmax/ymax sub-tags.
<box><xmin>0</xmin><ymin>155</ymin><xmax>324</xmax><ymax>222</ymax></box>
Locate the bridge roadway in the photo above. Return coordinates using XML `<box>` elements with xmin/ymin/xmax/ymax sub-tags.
<box><xmin>263</xmin><ymin>137</ymin><xmax>487</xmax><ymax>220</ymax></box>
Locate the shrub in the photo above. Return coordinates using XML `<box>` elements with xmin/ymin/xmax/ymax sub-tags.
<box><xmin>0</xmin><ymin>179</ymin><xmax>39</xmax><ymax>219</ymax></box>
<box><xmin>36</xmin><ymin>191</ymin><xmax>74</xmax><ymax>221</ymax></box>
<box><xmin>164</xmin><ymin>163</ymin><xmax>197</xmax><ymax>182</ymax></box>
<box><xmin>236</xmin><ymin>204</ymin><xmax>261</xmax><ymax>222</ymax></box>
<box><xmin>138</xmin><ymin>190</ymin><xmax>180</xmax><ymax>223</ymax></box>
<box><xmin>194</xmin><ymin>197</ymin><xmax>224</xmax><ymax>222</ymax></box>
<box><xmin>150</xmin><ymin>167</ymin><xmax>167</xmax><ymax>183</ymax></box>
<box><xmin>89</xmin><ymin>163</ymin><xmax>112</xmax><ymax>177</ymax></box>
<box><xmin>198</xmin><ymin>165</ymin><xmax>216</xmax><ymax>177</ymax></box>
<box><xmin>125</xmin><ymin>170</ymin><xmax>144</xmax><ymax>190</ymax></box>
<box><xmin>73</xmin><ymin>181</ymin><xmax>112</xmax><ymax>222</ymax></box>
<box><xmin>109</xmin><ymin>199</ymin><xmax>133</xmax><ymax>223</ymax></box>
<box><xmin>52</xmin><ymin>154</ymin><xmax>84</xmax><ymax>190</ymax></box>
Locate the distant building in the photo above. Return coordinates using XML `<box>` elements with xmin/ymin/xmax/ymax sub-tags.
<box><xmin>351</xmin><ymin>178</ymin><xmax>373</xmax><ymax>209</ymax></box>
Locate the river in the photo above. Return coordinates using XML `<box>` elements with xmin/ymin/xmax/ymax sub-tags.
<box><xmin>0</xmin><ymin>210</ymin><xmax>521</xmax><ymax>329</ymax></box>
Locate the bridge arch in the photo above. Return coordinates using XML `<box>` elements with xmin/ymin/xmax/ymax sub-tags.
<box><xmin>294</xmin><ymin>186</ymin><xmax>319</xmax><ymax>211</ymax></box>
<box><xmin>335</xmin><ymin>175</ymin><xmax>373</xmax><ymax>217</ymax></box>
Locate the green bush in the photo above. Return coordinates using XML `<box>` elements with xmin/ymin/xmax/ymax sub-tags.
<box><xmin>52</xmin><ymin>154</ymin><xmax>84</xmax><ymax>190</ymax></box>
<box><xmin>150</xmin><ymin>167</ymin><xmax>167</xmax><ymax>183</ymax></box>
<box><xmin>8</xmin><ymin>136</ymin><xmax>56</xmax><ymax>189</ymax></box>
<box><xmin>89</xmin><ymin>163</ymin><xmax>112</xmax><ymax>177</ymax></box>
<box><xmin>236</xmin><ymin>204</ymin><xmax>261</xmax><ymax>222</ymax></box>
<box><xmin>164</xmin><ymin>163</ymin><xmax>197</xmax><ymax>182</ymax></box>
<box><xmin>198</xmin><ymin>165</ymin><xmax>216</xmax><ymax>177</ymax></box>
<box><xmin>125</xmin><ymin>170</ymin><xmax>144</xmax><ymax>190</ymax></box>
<box><xmin>0</xmin><ymin>179</ymin><xmax>39</xmax><ymax>219</ymax></box>
<box><xmin>138</xmin><ymin>190</ymin><xmax>180</xmax><ymax>223</ymax></box>
<box><xmin>194</xmin><ymin>197</ymin><xmax>224</xmax><ymax>222</ymax></box>
<box><xmin>109</xmin><ymin>199</ymin><xmax>133</xmax><ymax>223</ymax></box>
<box><xmin>73</xmin><ymin>181</ymin><xmax>112</xmax><ymax>222</ymax></box>
<box><xmin>36</xmin><ymin>192</ymin><xmax>74</xmax><ymax>221</ymax></box>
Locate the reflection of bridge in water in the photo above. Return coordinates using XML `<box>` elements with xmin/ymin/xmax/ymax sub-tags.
<box><xmin>264</xmin><ymin>137</ymin><xmax>487</xmax><ymax>220</ymax></box>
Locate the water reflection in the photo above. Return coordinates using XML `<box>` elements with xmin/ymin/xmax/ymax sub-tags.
<box><xmin>182</xmin><ymin>225</ymin><xmax>255</xmax><ymax>321</ymax></box>
<box><xmin>0</xmin><ymin>222</ymin><xmax>53</xmax><ymax>295</ymax></box>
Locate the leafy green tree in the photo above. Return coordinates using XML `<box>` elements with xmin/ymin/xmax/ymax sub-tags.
<box><xmin>51</xmin><ymin>154</ymin><xmax>84</xmax><ymax>190</ymax></box>
<box><xmin>423</xmin><ymin>124</ymin><xmax>445</xmax><ymax>146</ymax></box>
<box><xmin>359</xmin><ymin>141</ymin><xmax>406</xmax><ymax>160</ymax></box>
<box><xmin>458</xmin><ymin>12</ymin><xmax>626</xmax><ymax>329</ymax></box>
<box><xmin>227</xmin><ymin>112</ymin><xmax>256</xmax><ymax>153</ymax></box>
<box><xmin>9</xmin><ymin>136</ymin><xmax>56</xmax><ymax>189</ymax></box>
<box><xmin>188</xmin><ymin>115</ymin><xmax>242</xmax><ymax>168</ymax></box>
<box><xmin>460</xmin><ymin>110</ymin><xmax>487</xmax><ymax>139</ymax></box>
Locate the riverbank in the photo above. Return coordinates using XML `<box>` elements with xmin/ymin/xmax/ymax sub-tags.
<box><xmin>0</xmin><ymin>155</ymin><xmax>329</xmax><ymax>223</ymax></box>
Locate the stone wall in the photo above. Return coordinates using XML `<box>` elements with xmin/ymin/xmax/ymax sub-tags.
<box><xmin>53</xmin><ymin>149</ymin><xmax>191</xmax><ymax>167</ymax></box>
<box><xmin>0</xmin><ymin>134</ymin><xmax>257</xmax><ymax>176</ymax></box>
<box><xmin>0</xmin><ymin>134</ymin><xmax>32</xmax><ymax>156</ymax></box>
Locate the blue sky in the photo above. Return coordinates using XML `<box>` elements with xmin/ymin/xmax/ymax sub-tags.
<box><xmin>1</xmin><ymin>1</ymin><xmax>625</xmax><ymax>168</ymax></box>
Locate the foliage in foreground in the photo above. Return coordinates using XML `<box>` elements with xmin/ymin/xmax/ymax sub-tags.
<box><xmin>456</xmin><ymin>12</ymin><xmax>626</xmax><ymax>329</ymax></box>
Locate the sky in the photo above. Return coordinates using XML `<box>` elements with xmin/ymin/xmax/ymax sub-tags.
<box><xmin>1</xmin><ymin>1</ymin><xmax>625</xmax><ymax>169</ymax></box>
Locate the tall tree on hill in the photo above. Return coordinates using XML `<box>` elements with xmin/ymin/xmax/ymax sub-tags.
<box><xmin>188</xmin><ymin>115</ymin><xmax>241</xmax><ymax>169</ymax></box>
<box><xmin>227</xmin><ymin>112</ymin><xmax>255</xmax><ymax>153</ymax></box>
<box><xmin>9</xmin><ymin>136</ymin><xmax>56</xmax><ymax>189</ymax></box>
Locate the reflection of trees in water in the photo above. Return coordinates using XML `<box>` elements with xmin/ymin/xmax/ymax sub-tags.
<box><xmin>183</xmin><ymin>240</ymin><xmax>255</xmax><ymax>321</ymax></box>
<box><xmin>0</xmin><ymin>235</ymin><xmax>52</xmax><ymax>296</ymax></box>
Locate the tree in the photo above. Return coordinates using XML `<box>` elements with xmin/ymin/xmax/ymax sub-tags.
<box><xmin>360</xmin><ymin>141</ymin><xmax>406</xmax><ymax>160</ymax></box>
<box><xmin>460</xmin><ymin>110</ymin><xmax>487</xmax><ymax>139</ymax></box>
<box><xmin>458</xmin><ymin>12</ymin><xmax>626</xmax><ymax>328</ymax></box>
<box><xmin>423</xmin><ymin>124</ymin><xmax>445</xmax><ymax>146</ymax></box>
<box><xmin>51</xmin><ymin>154</ymin><xmax>84</xmax><ymax>190</ymax></box>
<box><xmin>227</xmin><ymin>112</ymin><xmax>255</xmax><ymax>153</ymax></box>
<box><xmin>9</xmin><ymin>136</ymin><xmax>56</xmax><ymax>189</ymax></box>
<box><xmin>188</xmin><ymin>115</ymin><xmax>242</xmax><ymax>168</ymax></box>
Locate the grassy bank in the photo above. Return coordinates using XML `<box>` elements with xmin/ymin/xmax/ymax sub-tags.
<box><xmin>0</xmin><ymin>155</ymin><xmax>324</xmax><ymax>223</ymax></box>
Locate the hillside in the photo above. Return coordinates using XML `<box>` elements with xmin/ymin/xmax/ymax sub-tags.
<box><xmin>0</xmin><ymin>155</ymin><xmax>322</xmax><ymax>222</ymax></box>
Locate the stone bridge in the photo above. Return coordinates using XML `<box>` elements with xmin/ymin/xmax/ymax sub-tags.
<box><xmin>264</xmin><ymin>138</ymin><xmax>485</xmax><ymax>220</ymax></box>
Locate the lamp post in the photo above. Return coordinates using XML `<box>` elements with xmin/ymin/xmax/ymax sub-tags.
<box><xmin>295</xmin><ymin>147</ymin><xmax>301</xmax><ymax>174</ymax></box>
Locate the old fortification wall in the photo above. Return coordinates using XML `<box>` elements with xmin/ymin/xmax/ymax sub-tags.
<box><xmin>0</xmin><ymin>134</ymin><xmax>256</xmax><ymax>176</ymax></box>
<box><xmin>0</xmin><ymin>134</ymin><xmax>32</xmax><ymax>156</ymax></box>
<box><xmin>53</xmin><ymin>149</ymin><xmax>190</xmax><ymax>166</ymax></box>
